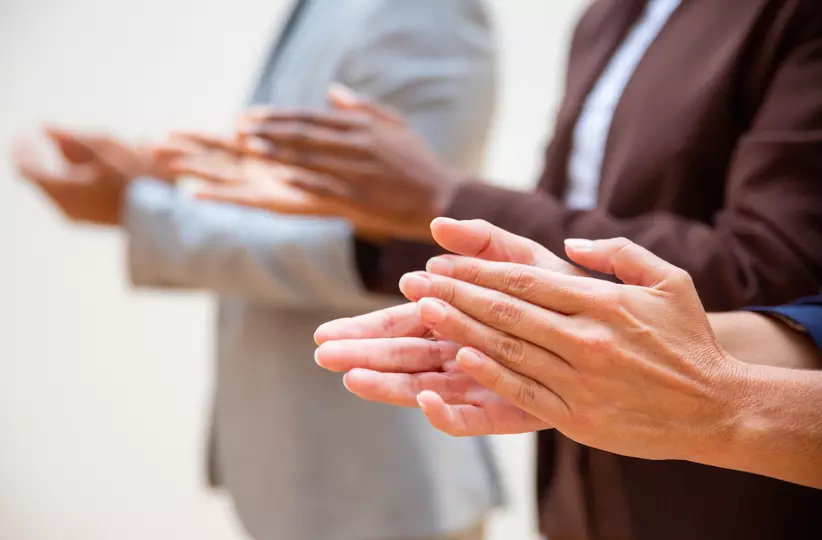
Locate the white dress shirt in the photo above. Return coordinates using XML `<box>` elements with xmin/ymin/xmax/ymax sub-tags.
<box><xmin>565</xmin><ymin>0</ymin><xmax>681</xmax><ymax>210</ymax></box>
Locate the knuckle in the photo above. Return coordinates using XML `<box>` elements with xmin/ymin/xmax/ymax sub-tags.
<box><xmin>460</xmin><ymin>260</ymin><xmax>482</xmax><ymax>284</ymax></box>
<box><xmin>489</xmin><ymin>333</ymin><xmax>526</xmax><ymax>367</ymax></box>
<box><xmin>581</xmin><ymin>327</ymin><xmax>615</xmax><ymax>359</ymax></box>
<box><xmin>502</xmin><ymin>266</ymin><xmax>538</xmax><ymax>295</ymax></box>
<box><xmin>487</xmin><ymin>299</ymin><xmax>522</xmax><ymax>328</ymax></box>
<box><xmin>514</xmin><ymin>380</ymin><xmax>539</xmax><ymax>409</ymax></box>
<box><xmin>437</xmin><ymin>280</ymin><xmax>458</xmax><ymax>305</ymax></box>
<box><xmin>669</xmin><ymin>267</ymin><xmax>695</xmax><ymax>289</ymax></box>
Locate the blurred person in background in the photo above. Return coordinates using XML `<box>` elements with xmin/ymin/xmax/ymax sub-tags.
<box><xmin>187</xmin><ymin>0</ymin><xmax>822</xmax><ymax>539</ymax></box>
<box><xmin>13</xmin><ymin>1</ymin><xmax>501</xmax><ymax>539</ymax></box>
<box><xmin>310</xmin><ymin>219</ymin><xmax>822</xmax><ymax>488</ymax></box>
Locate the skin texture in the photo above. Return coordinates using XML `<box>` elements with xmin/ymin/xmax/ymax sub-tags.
<box><xmin>315</xmin><ymin>218</ymin><xmax>822</xmax><ymax>488</ymax></box>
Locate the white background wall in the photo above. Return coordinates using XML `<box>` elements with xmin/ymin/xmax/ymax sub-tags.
<box><xmin>0</xmin><ymin>1</ymin><xmax>587</xmax><ymax>538</ymax></box>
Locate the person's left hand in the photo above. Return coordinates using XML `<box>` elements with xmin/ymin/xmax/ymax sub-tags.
<box><xmin>315</xmin><ymin>217</ymin><xmax>587</xmax><ymax>435</ymax></box>
<box><xmin>316</xmin><ymin>302</ymin><xmax>550</xmax><ymax>435</ymax></box>
<box><xmin>234</xmin><ymin>83</ymin><xmax>463</xmax><ymax>240</ymax></box>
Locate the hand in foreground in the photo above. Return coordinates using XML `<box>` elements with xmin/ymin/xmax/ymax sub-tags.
<box><xmin>234</xmin><ymin>83</ymin><xmax>462</xmax><ymax>240</ymax></box>
<box><xmin>13</xmin><ymin>128</ymin><xmax>162</xmax><ymax>226</ymax></box>
<box><xmin>395</xmin><ymin>230</ymin><xmax>748</xmax><ymax>463</ymax></box>
<box><xmin>315</xmin><ymin>218</ymin><xmax>587</xmax><ymax>435</ymax></box>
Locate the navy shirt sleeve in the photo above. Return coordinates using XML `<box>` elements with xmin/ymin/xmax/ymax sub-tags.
<box><xmin>746</xmin><ymin>295</ymin><xmax>822</xmax><ymax>352</ymax></box>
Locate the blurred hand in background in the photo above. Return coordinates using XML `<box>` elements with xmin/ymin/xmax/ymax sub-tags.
<box><xmin>234</xmin><ymin>84</ymin><xmax>463</xmax><ymax>240</ymax></box>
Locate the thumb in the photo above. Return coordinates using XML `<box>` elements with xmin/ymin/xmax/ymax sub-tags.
<box><xmin>564</xmin><ymin>237</ymin><xmax>687</xmax><ymax>289</ymax></box>
<box><xmin>327</xmin><ymin>83</ymin><xmax>404</xmax><ymax>123</ymax></box>
<box><xmin>430</xmin><ymin>217</ymin><xmax>586</xmax><ymax>275</ymax></box>
<box><xmin>45</xmin><ymin>127</ymin><xmax>97</xmax><ymax>163</ymax></box>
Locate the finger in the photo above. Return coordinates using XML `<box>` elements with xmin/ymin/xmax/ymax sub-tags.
<box><xmin>430</xmin><ymin>218</ymin><xmax>586</xmax><ymax>276</ymax></box>
<box><xmin>238</xmin><ymin>137</ymin><xmax>377</xmax><ymax>181</ymax></box>
<box><xmin>45</xmin><ymin>127</ymin><xmax>97</xmax><ymax>163</ymax></box>
<box><xmin>314</xmin><ymin>303</ymin><xmax>428</xmax><ymax>344</ymax></box>
<box><xmin>455</xmin><ymin>348</ymin><xmax>568</xmax><ymax>430</ymax></box>
<box><xmin>343</xmin><ymin>369</ymin><xmax>476</xmax><ymax>407</ymax></box>
<box><xmin>414</xmin><ymin>297</ymin><xmax>574</xmax><ymax>382</ymax></box>
<box><xmin>424</xmin><ymin>256</ymin><xmax>604</xmax><ymax>314</ymax></box>
<box><xmin>564</xmin><ymin>237</ymin><xmax>689</xmax><ymax>291</ymax></box>
<box><xmin>416</xmin><ymin>390</ymin><xmax>544</xmax><ymax>437</ymax></box>
<box><xmin>328</xmin><ymin>82</ymin><xmax>405</xmax><ymax>124</ymax></box>
<box><xmin>400</xmin><ymin>272</ymin><xmax>582</xmax><ymax>355</ymax></box>
<box><xmin>240</xmin><ymin>122</ymin><xmax>371</xmax><ymax>157</ymax></box>
<box><xmin>315</xmin><ymin>338</ymin><xmax>460</xmax><ymax>373</ymax></box>
<box><xmin>169</xmin><ymin>131</ymin><xmax>241</xmax><ymax>154</ymax></box>
<box><xmin>191</xmin><ymin>184</ymin><xmax>270</xmax><ymax>209</ymax></box>
<box><xmin>168</xmin><ymin>156</ymin><xmax>243</xmax><ymax>184</ymax></box>
<box><xmin>239</xmin><ymin>108</ymin><xmax>369</xmax><ymax>131</ymax></box>
<box><xmin>13</xmin><ymin>137</ymin><xmax>92</xmax><ymax>185</ymax></box>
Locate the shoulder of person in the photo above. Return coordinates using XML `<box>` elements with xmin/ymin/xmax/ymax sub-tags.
<box><xmin>354</xmin><ymin>0</ymin><xmax>493</xmax><ymax>45</ymax></box>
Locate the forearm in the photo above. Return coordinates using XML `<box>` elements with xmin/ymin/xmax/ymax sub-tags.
<box><xmin>709</xmin><ymin>311</ymin><xmax>822</xmax><ymax>370</ymax></box>
<box><xmin>706</xmin><ymin>363</ymin><xmax>822</xmax><ymax>489</ymax></box>
<box><xmin>125</xmin><ymin>179</ymin><xmax>389</xmax><ymax>310</ymax></box>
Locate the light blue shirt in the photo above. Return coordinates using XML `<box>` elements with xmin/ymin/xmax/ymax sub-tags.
<box><xmin>565</xmin><ymin>0</ymin><xmax>681</xmax><ymax>210</ymax></box>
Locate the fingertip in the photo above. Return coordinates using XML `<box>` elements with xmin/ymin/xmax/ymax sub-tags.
<box><xmin>328</xmin><ymin>82</ymin><xmax>359</xmax><ymax>107</ymax></box>
<box><xmin>313</xmin><ymin>323</ymin><xmax>331</xmax><ymax>345</ymax></box>
<box><xmin>456</xmin><ymin>347</ymin><xmax>484</xmax><ymax>370</ymax></box>
<box><xmin>416</xmin><ymin>390</ymin><xmax>444</xmax><ymax>410</ymax></box>
<box><xmin>416</xmin><ymin>297</ymin><xmax>448</xmax><ymax>325</ymax></box>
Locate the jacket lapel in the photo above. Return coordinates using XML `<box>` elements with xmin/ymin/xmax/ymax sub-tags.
<box><xmin>540</xmin><ymin>0</ymin><xmax>646</xmax><ymax>198</ymax></box>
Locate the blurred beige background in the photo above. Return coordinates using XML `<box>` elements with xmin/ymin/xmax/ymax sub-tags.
<box><xmin>0</xmin><ymin>1</ymin><xmax>587</xmax><ymax>538</ymax></box>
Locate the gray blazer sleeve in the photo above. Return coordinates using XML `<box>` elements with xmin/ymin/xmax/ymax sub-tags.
<box><xmin>342</xmin><ymin>0</ymin><xmax>497</xmax><ymax>172</ymax></box>
<box><xmin>125</xmin><ymin>179</ymin><xmax>388</xmax><ymax>310</ymax></box>
<box><xmin>124</xmin><ymin>0</ymin><xmax>495</xmax><ymax>309</ymax></box>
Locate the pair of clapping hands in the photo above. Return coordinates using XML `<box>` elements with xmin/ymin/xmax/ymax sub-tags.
<box><xmin>315</xmin><ymin>217</ymin><xmax>747</xmax><ymax>465</ymax></box>
<box><xmin>14</xmin><ymin>83</ymin><xmax>450</xmax><ymax>242</ymax></box>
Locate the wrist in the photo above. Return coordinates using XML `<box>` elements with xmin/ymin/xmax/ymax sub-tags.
<box><xmin>702</xmin><ymin>358</ymin><xmax>789</xmax><ymax>475</ymax></box>
<box><xmin>681</xmin><ymin>352</ymin><xmax>757</xmax><ymax>468</ymax></box>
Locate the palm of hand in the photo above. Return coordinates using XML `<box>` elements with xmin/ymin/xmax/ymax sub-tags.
<box><xmin>14</xmin><ymin>130</ymin><xmax>145</xmax><ymax>226</ymax></box>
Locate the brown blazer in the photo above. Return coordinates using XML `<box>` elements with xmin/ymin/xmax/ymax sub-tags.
<box><xmin>363</xmin><ymin>0</ymin><xmax>822</xmax><ymax>538</ymax></box>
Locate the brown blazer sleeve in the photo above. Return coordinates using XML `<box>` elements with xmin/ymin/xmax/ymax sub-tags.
<box><xmin>369</xmin><ymin>10</ymin><xmax>822</xmax><ymax>311</ymax></box>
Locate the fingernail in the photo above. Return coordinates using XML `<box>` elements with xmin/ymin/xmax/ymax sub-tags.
<box><xmin>329</xmin><ymin>82</ymin><xmax>358</xmax><ymax>105</ymax></box>
<box><xmin>313</xmin><ymin>347</ymin><xmax>323</xmax><ymax>366</ymax></box>
<box><xmin>457</xmin><ymin>348</ymin><xmax>482</xmax><ymax>369</ymax></box>
<box><xmin>418</xmin><ymin>298</ymin><xmax>448</xmax><ymax>324</ymax></box>
<box><xmin>399</xmin><ymin>272</ymin><xmax>431</xmax><ymax>298</ymax></box>
<box><xmin>416</xmin><ymin>393</ymin><xmax>426</xmax><ymax>409</ymax></box>
<box><xmin>243</xmin><ymin>137</ymin><xmax>271</xmax><ymax>153</ymax></box>
<box><xmin>431</xmin><ymin>216</ymin><xmax>457</xmax><ymax>226</ymax></box>
<box><xmin>426</xmin><ymin>256</ymin><xmax>454</xmax><ymax>276</ymax></box>
<box><xmin>564</xmin><ymin>238</ymin><xmax>594</xmax><ymax>251</ymax></box>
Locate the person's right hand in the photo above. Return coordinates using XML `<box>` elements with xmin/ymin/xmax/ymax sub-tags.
<box><xmin>13</xmin><ymin>128</ymin><xmax>159</xmax><ymax>226</ymax></box>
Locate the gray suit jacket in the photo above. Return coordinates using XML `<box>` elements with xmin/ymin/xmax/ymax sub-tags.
<box><xmin>124</xmin><ymin>1</ymin><xmax>502</xmax><ymax>539</ymax></box>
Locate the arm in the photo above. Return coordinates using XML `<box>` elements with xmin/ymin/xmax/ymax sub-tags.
<box><xmin>127</xmin><ymin>0</ymin><xmax>495</xmax><ymax>309</ymax></box>
<box><xmin>342</xmin><ymin>0</ymin><xmax>496</xmax><ymax>171</ymax></box>
<box><xmin>344</xmin><ymin>0</ymin><xmax>496</xmax><ymax>288</ymax></box>
<box><xmin>709</xmin><ymin>302</ymin><xmax>822</xmax><ymax>370</ymax></box>
<box><xmin>125</xmin><ymin>179</ymin><xmax>389</xmax><ymax>310</ymax></box>
<box><xmin>372</xmin><ymin>9</ymin><xmax>822</xmax><ymax>310</ymax></box>
<box><xmin>717</xmin><ymin>298</ymin><xmax>822</xmax><ymax>488</ymax></box>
